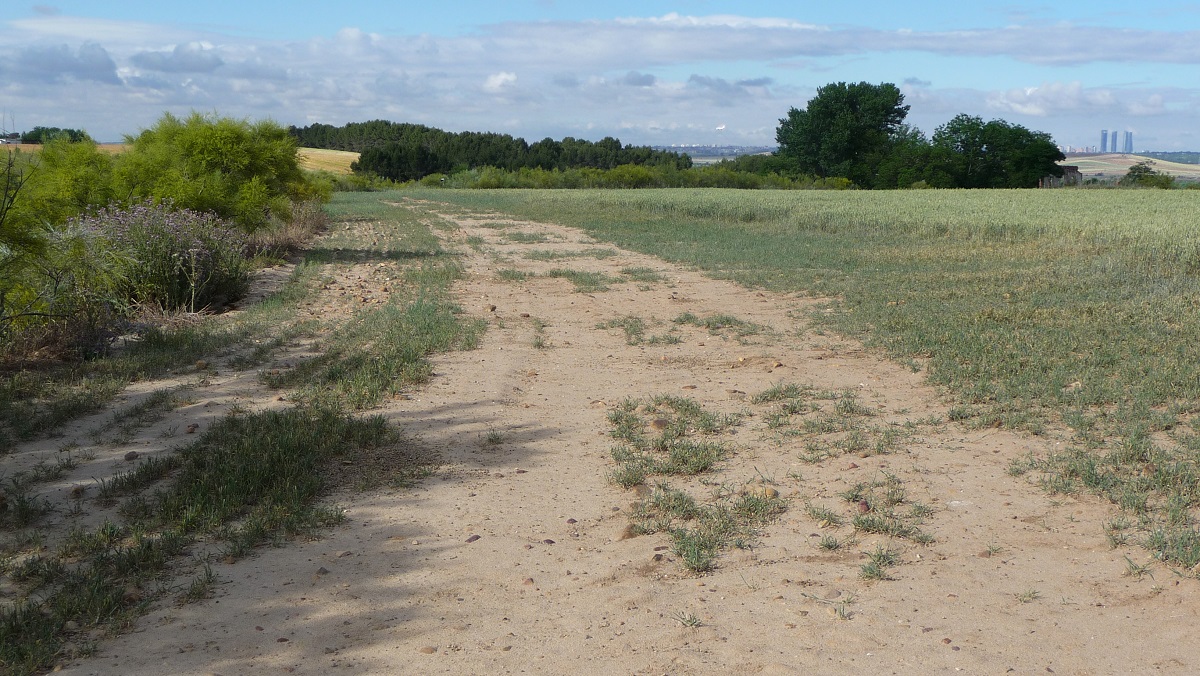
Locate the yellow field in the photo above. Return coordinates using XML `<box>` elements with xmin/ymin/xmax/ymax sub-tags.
<box><xmin>1064</xmin><ymin>153</ymin><xmax>1200</xmax><ymax>179</ymax></box>
<box><xmin>297</xmin><ymin>147</ymin><xmax>359</xmax><ymax>174</ymax></box>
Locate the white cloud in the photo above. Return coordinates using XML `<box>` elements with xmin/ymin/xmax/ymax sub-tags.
<box><xmin>483</xmin><ymin>71</ymin><xmax>517</xmax><ymax>93</ymax></box>
<box><xmin>2</xmin><ymin>11</ymin><xmax>1199</xmax><ymax>147</ymax></box>
<box><xmin>986</xmin><ymin>81</ymin><xmax>1118</xmax><ymax>116</ymax></box>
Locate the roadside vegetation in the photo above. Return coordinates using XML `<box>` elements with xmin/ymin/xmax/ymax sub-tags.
<box><xmin>408</xmin><ymin>186</ymin><xmax>1200</xmax><ymax>571</ymax></box>
<box><xmin>2</xmin><ymin>108</ymin><xmax>480</xmax><ymax>674</ymax></box>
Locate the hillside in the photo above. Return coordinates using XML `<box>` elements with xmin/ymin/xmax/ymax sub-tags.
<box><xmin>1064</xmin><ymin>153</ymin><xmax>1200</xmax><ymax>180</ymax></box>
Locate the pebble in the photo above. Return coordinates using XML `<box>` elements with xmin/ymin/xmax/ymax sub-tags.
<box><xmin>417</xmin><ymin>646</ymin><xmax>437</xmax><ymax>654</ymax></box>
<box><xmin>523</xmin><ymin>578</ymin><xmax>535</xmax><ymax>585</ymax></box>
<box><xmin>466</xmin><ymin>535</ymin><xmax>481</xmax><ymax>543</ymax></box>
<box><xmin>124</xmin><ymin>451</ymin><xmax>140</xmax><ymax>461</ymax></box>
<box><xmin>566</xmin><ymin>518</ymin><xmax>577</xmax><ymax>524</ymax></box>
<box><xmin>316</xmin><ymin>567</ymin><xmax>330</xmax><ymax>575</ymax></box>
<box><xmin>542</xmin><ymin>539</ymin><xmax>556</xmax><ymax>545</ymax></box>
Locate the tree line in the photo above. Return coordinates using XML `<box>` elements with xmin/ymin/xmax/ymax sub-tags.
<box><xmin>289</xmin><ymin>121</ymin><xmax>692</xmax><ymax>182</ymax></box>
<box><xmin>770</xmin><ymin>81</ymin><xmax>1066</xmax><ymax>189</ymax></box>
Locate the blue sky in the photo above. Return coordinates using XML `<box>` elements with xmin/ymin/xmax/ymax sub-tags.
<box><xmin>2</xmin><ymin>1</ymin><xmax>1198</xmax><ymax>150</ymax></box>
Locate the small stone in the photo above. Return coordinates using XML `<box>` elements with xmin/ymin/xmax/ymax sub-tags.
<box><xmin>255</xmin><ymin>626</ymin><xmax>264</xmax><ymax>631</ymax></box>
<box><xmin>942</xmin><ymin>638</ymin><xmax>952</xmax><ymax>644</ymax></box>
<box><xmin>316</xmin><ymin>567</ymin><xmax>330</xmax><ymax>575</ymax></box>
<box><xmin>566</xmin><ymin>518</ymin><xmax>577</xmax><ymax>524</ymax></box>
<box><xmin>501</xmin><ymin>646</ymin><xmax>513</xmax><ymax>652</ymax></box>
<box><xmin>64</xmin><ymin>620</ymin><xmax>79</xmax><ymax>631</ymax></box>
<box><xmin>847</xmin><ymin>462</ymin><xmax>859</xmax><ymax>470</ymax></box>
<box><xmin>654</xmin><ymin>546</ymin><xmax>669</xmax><ymax>551</ymax></box>
<box><xmin>417</xmin><ymin>646</ymin><xmax>437</xmax><ymax>654</ymax></box>
<box><xmin>520</xmin><ymin>313</ymin><xmax>531</xmax><ymax>318</ymax></box>
<box><xmin>124</xmin><ymin>451</ymin><xmax>140</xmax><ymax>461</ymax></box>
<box><xmin>542</xmin><ymin>539</ymin><xmax>556</xmax><ymax>545</ymax></box>
<box><xmin>276</xmin><ymin>637</ymin><xmax>289</xmax><ymax>643</ymax></box>
<box><xmin>524</xmin><ymin>544</ymin><xmax>533</xmax><ymax>549</ymax></box>
<box><xmin>187</xmin><ymin>423</ymin><xmax>200</xmax><ymax>434</ymax></box>
<box><xmin>523</xmin><ymin>578</ymin><xmax>534</xmax><ymax>585</ymax></box>
<box><xmin>649</xmin><ymin>418</ymin><xmax>670</xmax><ymax>431</ymax></box>
<box><xmin>486</xmin><ymin>304</ymin><xmax>497</xmax><ymax>312</ymax></box>
<box><xmin>466</xmin><ymin>535</ymin><xmax>481</xmax><ymax>543</ymax></box>
<box><xmin>515</xmin><ymin>469</ymin><xmax>527</xmax><ymax>474</ymax></box>
<box><xmin>122</xmin><ymin>586</ymin><xmax>142</xmax><ymax>604</ymax></box>
<box><xmin>857</xmin><ymin>500</ymin><xmax>871</xmax><ymax>514</ymax></box>
<box><xmin>338</xmin><ymin>551</ymin><xmax>353</xmax><ymax>558</ymax></box>
<box><xmin>681</xmin><ymin>385</ymin><xmax>698</xmax><ymax>390</ymax></box>
<box><xmin>195</xmin><ymin>360</ymin><xmax>208</xmax><ymax>370</ymax></box>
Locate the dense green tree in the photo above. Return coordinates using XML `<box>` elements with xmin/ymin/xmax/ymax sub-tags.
<box><xmin>115</xmin><ymin>112</ymin><xmax>309</xmax><ymax>231</ymax></box>
<box><xmin>340</xmin><ymin>122</ymin><xmax>690</xmax><ymax>182</ymax></box>
<box><xmin>20</xmin><ymin>127</ymin><xmax>91</xmax><ymax>144</ymax></box>
<box><xmin>775</xmin><ymin>82</ymin><xmax>909</xmax><ymax>186</ymax></box>
<box><xmin>931</xmin><ymin>114</ymin><xmax>1064</xmax><ymax>188</ymax></box>
<box><xmin>871</xmin><ymin>125</ymin><xmax>939</xmax><ymax>189</ymax></box>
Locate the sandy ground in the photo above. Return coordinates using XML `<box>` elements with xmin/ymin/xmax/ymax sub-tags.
<box><xmin>21</xmin><ymin>200</ymin><xmax>1199</xmax><ymax>674</ymax></box>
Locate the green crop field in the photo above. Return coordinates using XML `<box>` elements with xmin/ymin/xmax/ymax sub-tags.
<box><xmin>408</xmin><ymin>186</ymin><xmax>1200</xmax><ymax>562</ymax></box>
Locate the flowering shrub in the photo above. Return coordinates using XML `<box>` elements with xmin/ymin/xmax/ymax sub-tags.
<box><xmin>80</xmin><ymin>201</ymin><xmax>249</xmax><ymax>312</ymax></box>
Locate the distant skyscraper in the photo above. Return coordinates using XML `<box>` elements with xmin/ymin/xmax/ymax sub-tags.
<box><xmin>1112</xmin><ymin>126</ymin><xmax>1119</xmax><ymax>152</ymax></box>
<box><xmin>1124</xmin><ymin>131</ymin><xmax>1133</xmax><ymax>154</ymax></box>
<box><xmin>1101</xmin><ymin>130</ymin><xmax>1108</xmax><ymax>153</ymax></box>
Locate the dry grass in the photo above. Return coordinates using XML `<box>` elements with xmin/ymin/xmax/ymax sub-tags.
<box><xmin>298</xmin><ymin>148</ymin><xmax>359</xmax><ymax>174</ymax></box>
<box><xmin>1068</xmin><ymin>153</ymin><xmax>1200</xmax><ymax>180</ymax></box>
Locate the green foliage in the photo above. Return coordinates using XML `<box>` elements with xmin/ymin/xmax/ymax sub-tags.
<box><xmin>1119</xmin><ymin>161</ymin><xmax>1175</xmax><ymax>189</ymax></box>
<box><xmin>19</xmin><ymin>126</ymin><xmax>90</xmax><ymax>144</ymax></box>
<box><xmin>774</xmin><ymin>81</ymin><xmax>1064</xmax><ymax>189</ymax></box>
<box><xmin>301</xmin><ymin>120</ymin><xmax>691</xmax><ymax>181</ymax></box>
<box><xmin>775</xmin><ymin>81</ymin><xmax>910</xmax><ymax>186</ymax></box>
<box><xmin>13</xmin><ymin>137</ymin><xmax>115</xmax><ymax>226</ymax></box>
<box><xmin>930</xmin><ymin>114</ymin><xmax>1065</xmax><ymax>188</ymax></box>
<box><xmin>116</xmin><ymin>112</ymin><xmax>310</xmax><ymax>232</ymax></box>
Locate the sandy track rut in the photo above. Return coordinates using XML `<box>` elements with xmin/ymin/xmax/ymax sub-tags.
<box><xmin>66</xmin><ymin>201</ymin><xmax>1198</xmax><ymax>675</ymax></box>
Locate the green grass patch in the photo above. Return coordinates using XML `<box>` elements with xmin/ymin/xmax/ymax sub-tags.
<box><xmin>546</xmin><ymin>268</ymin><xmax>617</xmax><ymax>293</ymax></box>
<box><xmin>524</xmin><ymin>248</ymin><xmax>617</xmax><ymax>261</ymax></box>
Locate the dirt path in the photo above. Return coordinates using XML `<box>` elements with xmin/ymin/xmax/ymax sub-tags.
<box><xmin>62</xmin><ymin>201</ymin><xmax>1197</xmax><ymax>675</ymax></box>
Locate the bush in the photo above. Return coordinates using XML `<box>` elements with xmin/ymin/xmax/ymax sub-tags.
<box><xmin>81</xmin><ymin>201</ymin><xmax>249</xmax><ymax>313</ymax></box>
<box><xmin>115</xmin><ymin>112</ymin><xmax>315</xmax><ymax>232</ymax></box>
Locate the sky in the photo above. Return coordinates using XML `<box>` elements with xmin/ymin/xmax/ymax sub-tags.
<box><xmin>1</xmin><ymin>1</ymin><xmax>1198</xmax><ymax>150</ymax></box>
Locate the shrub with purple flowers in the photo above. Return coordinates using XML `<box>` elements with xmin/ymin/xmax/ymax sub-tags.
<box><xmin>81</xmin><ymin>200</ymin><xmax>250</xmax><ymax>313</ymax></box>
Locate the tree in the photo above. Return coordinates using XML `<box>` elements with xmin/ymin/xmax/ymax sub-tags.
<box><xmin>114</xmin><ymin>112</ymin><xmax>310</xmax><ymax>232</ymax></box>
<box><xmin>871</xmin><ymin>124</ymin><xmax>937</xmax><ymax>189</ymax></box>
<box><xmin>1119</xmin><ymin>161</ymin><xmax>1175</xmax><ymax>189</ymax></box>
<box><xmin>20</xmin><ymin>126</ymin><xmax>90</xmax><ymax>144</ymax></box>
<box><xmin>931</xmin><ymin>115</ymin><xmax>1064</xmax><ymax>188</ymax></box>
<box><xmin>775</xmin><ymin>82</ymin><xmax>909</xmax><ymax>186</ymax></box>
